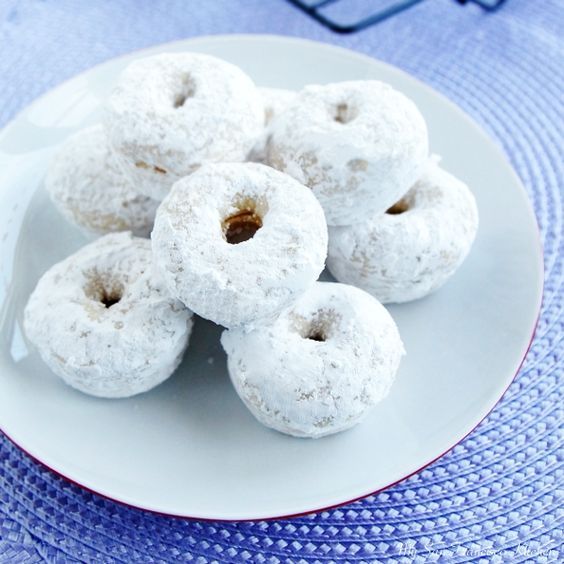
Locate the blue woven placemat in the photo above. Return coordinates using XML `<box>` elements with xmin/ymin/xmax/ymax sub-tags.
<box><xmin>1</xmin><ymin>0</ymin><xmax>562</xmax><ymax>562</ymax></box>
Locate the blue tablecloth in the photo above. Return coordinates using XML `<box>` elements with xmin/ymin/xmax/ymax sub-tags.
<box><xmin>0</xmin><ymin>1</ymin><xmax>562</xmax><ymax>562</ymax></box>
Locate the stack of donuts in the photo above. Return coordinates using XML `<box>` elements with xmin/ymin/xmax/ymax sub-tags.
<box><xmin>25</xmin><ymin>52</ymin><xmax>477</xmax><ymax>439</ymax></box>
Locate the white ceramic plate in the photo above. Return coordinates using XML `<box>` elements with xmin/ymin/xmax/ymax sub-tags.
<box><xmin>0</xmin><ymin>35</ymin><xmax>542</xmax><ymax>521</ymax></box>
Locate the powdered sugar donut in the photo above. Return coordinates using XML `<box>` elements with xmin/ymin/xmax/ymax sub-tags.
<box><xmin>266</xmin><ymin>80</ymin><xmax>429</xmax><ymax>225</ymax></box>
<box><xmin>46</xmin><ymin>125</ymin><xmax>159</xmax><ymax>237</ymax></box>
<box><xmin>327</xmin><ymin>161</ymin><xmax>479</xmax><ymax>303</ymax></box>
<box><xmin>105</xmin><ymin>52</ymin><xmax>264</xmax><ymax>200</ymax></box>
<box><xmin>248</xmin><ymin>87</ymin><xmax>297</xmax><ymax>163</ymax></box>
<box><xmin>152</xmin><ymin>162</ymin><xmax>328</xmax><ymax>329</ymax></box>
<box><xmin>24</xmin><ymin>232</ymin><xmax>193</xmax><ymax>398</ymax></box>
<box><xmin>221</xmin><ymin>282</ymin><xmax>404</xmax><ymax>438</ymax></box>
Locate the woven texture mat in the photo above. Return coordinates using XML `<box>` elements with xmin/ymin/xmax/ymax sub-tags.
<box><xmin>0</xmin><ymin>0</ymin><xmax>562</xmax><ymax>562</ymax></box>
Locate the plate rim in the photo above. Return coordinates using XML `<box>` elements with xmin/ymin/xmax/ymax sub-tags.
<box><xmin>0</xmin><ymin>33</ymin><xmax>544</xmax><ymax>521</ymax></box>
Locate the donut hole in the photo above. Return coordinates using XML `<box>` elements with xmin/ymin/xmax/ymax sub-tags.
<box><xmin>386</xmin><ymin>198</ymin><xmax>410</xmax><ymax>215</ymax></box>
<box><xmin>294</xmin><ymin>309</ymin><xmax>340</xmax><ymax>343</ymax></box>
<box><xmin>100</xmin><ymin>288</ymin><xmax>123</xmax><ymax>309</ymax></box>
<box><xmin>135</xmin><ymin>161</ymin><xmax>167</xmax><ymax>175</ymax></box>
<box><xmin>333</xmin><ymin>102</ymin><xmax>357</xmax><ymax>124</ymax></box>
<box><xmin>222</xmin><ymin>197</ymin><xmax>267</xmax><ymax>245</ymax></box>
<box><xmin>173</xmin><ymin>74</ymin><xmax>196</xmax><ymax>109</ymax></box>
<box><xmin>84</xmin><ymin>270</ymin><xmax>125</xmax><ymax>309</ymax></box>
<box><xmin>306</xmin><ymin>328</ymin><xmax>327</xmax><ymax>342</ymax></box>
<box><xmin>223</xmin><ymin>209</ymin><xmax>263</xmax><ymax>244</ymax></box>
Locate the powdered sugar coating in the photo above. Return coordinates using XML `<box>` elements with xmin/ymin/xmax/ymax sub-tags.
<box><xmin>46</xmin><ymin>125</ymin><xmax>159</xmax><ymax>237</ymax></box>
<box><xmin>24</xmin><ymin>232</ymin><xmax>193</xmax><ymax>398</ymax></box>
<box><xmin>266</xmin><ymin>80</ymin><xmax>429</xmax><ymax>225</ymax></box>
<box><xmin>105</xmin><ymin>52</ymin><xmax>264</xmax><ymax>200</ymax></box>
<box><xmin>327</xmin><ymin>161</ymin><xmax>479</xmax><ymax>303</ymax></box>
<box><xmin>221</xmin><ymin>282</ymin><xmax>404</xmax><ymax>438</ymax></box>
<box><xmin>248</xmin><ymin>87</ymin><xmax>297</xmax><ymax>163</ymax></box>
<box><xmin>261</xmin><ymin>87</ymin><xmax>297</xmax><ymax>125</ymax></box>
<box><xmin>152</xmin><ymin>162</ymin><xmax>328</xmax><ymax>329</ymax></box>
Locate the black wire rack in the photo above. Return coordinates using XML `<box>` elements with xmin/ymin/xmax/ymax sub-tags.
<box><xmin>286</xmin><ymin>0</ymin><xmax>507</xmax><ymax>33</ymax></box>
